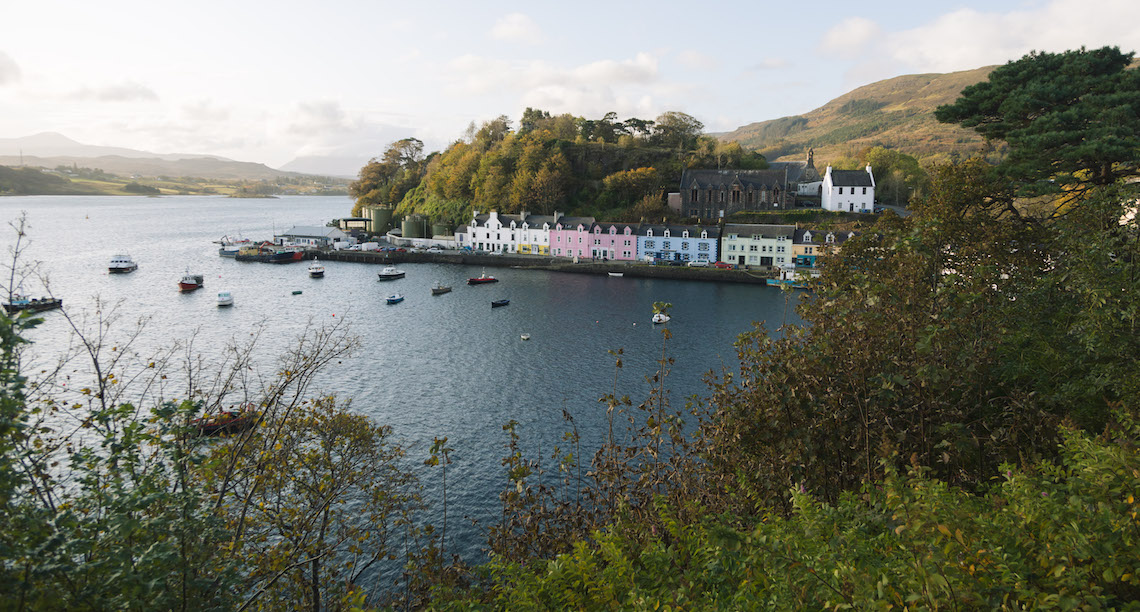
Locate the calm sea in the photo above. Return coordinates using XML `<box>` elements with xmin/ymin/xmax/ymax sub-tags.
<box><xmin>0</xmin><ymin>194</ymin><xmax>803</xmax><ymax>561</ymax></box>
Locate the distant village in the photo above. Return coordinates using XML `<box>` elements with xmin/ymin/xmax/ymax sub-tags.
<box><xmin>281</xmin><ymin>153</ymin><xmax>877</xmax><ymax>272</ymax></box>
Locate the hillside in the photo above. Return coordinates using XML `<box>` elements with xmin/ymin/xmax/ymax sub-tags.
<box><xmin>719</xmin><ymin>66</ymin><xmax>996</xmax><ymax>163</ymax></box>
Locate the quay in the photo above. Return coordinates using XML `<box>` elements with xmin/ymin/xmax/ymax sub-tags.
<box><xmin>312</xmin><ymin>249</ymin><xmax>775</xmax><ymax>285</ymax></box>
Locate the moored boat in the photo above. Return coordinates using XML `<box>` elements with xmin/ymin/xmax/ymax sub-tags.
<box><xmin>234</xmin><ymin>244</ymin><xmax>303</xmax><ymax>263</ymax></box>
<box><xmin>431</xmin><ymin>282</ymin><xmax>451</xmax><ymax>295</ymax></box>
<box><xmin>491</xmin><ymin>299</ymin><xmax>510</xmax><ymax>308</ymax></box>
<box><xmin>108</xmin><ymin>254</ymin><xmax>137</xmax><ymax>273</ymax></box>
<box><xmin>3</xmin><ymin>293</ymin><xmax>62</xmax><ymax>315</ymax></box>
<box><xmin>178</xmin><ymin>272</ymin><xmax>204</xmax><ymax>292</ymax></box>
<box><xmin>308</xmin><ymin>259</ymin><xmax>325</xmax><ymax>278</ymax></box>
<box><xmin>386</xmin><ymin>293</ymin><xmax>404</xmax><ymax>304</ymax></box>
<box><xmin>652</xmin><ymin>313</ymin><xmax>670</xmax><ymax>324</ymax></box>
<box><xmin>378</xmin><ymin>266</ymin><xmax>405</xmax><ymax>280</ymax></box>
<box><xmin>217</xmin><ymin>291</ymin><xmax>234</xmax><ymax>307</ymax></box>
<box><xmin>216</xmin><ymin>234</ymin><xmax>251</xmax><ymax>257</ymax></box>
<box><xmin>608</xmin><ymin>272</ymin><xmax>624</xmax><ymax>277</ymax></box>
<box><xmin>468</xmin><ymin>268</ymin><xmax>498</xmax><ymax>285</ymax></box>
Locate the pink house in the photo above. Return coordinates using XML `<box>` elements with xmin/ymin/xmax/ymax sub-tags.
<box><xmin>549</xmin><ymin>216</ymin><xmax>596</xmax><ymax>259</ymax></box>
<box><xmin>589</xmin><ymin>222</ymin><xmax>641</xmax><ymax>260</ymax></box>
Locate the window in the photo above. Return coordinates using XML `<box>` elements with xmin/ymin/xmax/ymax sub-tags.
<box><xmin>623</xmin><ymin>240</ymin><xmax>631</xmax><ymax>246</ymax></box>
<box><xmin>749</xmin><ymin>255</ymin><xmax>757</xmax><ymax>263</ymax></box>
<box><xmin>645</xmin><ymin>240</ymin><xmax>655</xmax><ymax>248</ymax></box>
<box><xmin>729</xmin><ymin>244</ymin><xmax>736</xmax><ymax>251</ymax></box>
<box><xmin>690</xmin><ymin>188</ymin><xmax>697</xmax><ymax>202</ymax></box>
<box><xmin>681</xmin><ymin>242</ymin><xmax>689</xmax><ymax>250</ymax></box>
<box><xmin>750</xmin><ymin>245</ymin><xmax>758</xmax><ymax>252</ymax></box>
<box><xmin>663</xmin><ymin>241</ymin><xmax>671</xmax><ymax>249</ymax></box>
<box><xmin>777</xmin><ymin>246</ymin><xmax>785</xmax><ymax>253</ymax></box>
<box><xmin>682</xmin><ymin>230</ymin><xmax>689</xmax><ymax>238</ymax></box>
<box><xmin>699</xmin><ymin>243</ymin><xmax>709</xmax><ymax>251</ymax></box>
<box><xmin>862</xmin><ymin>187</ymin><xmax>867</xmax><ymax>194</ymax></box>
<box><xmin>664</xmin><ymin>230</ymin><xmax>671</xmax><ymax>238</ymax></box>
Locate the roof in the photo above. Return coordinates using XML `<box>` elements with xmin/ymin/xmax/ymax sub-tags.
<box><xmin>592</xmin><ymin>222</ymin><xmax>642</xmax><ymax>233</ymax></box>
<box><xmin>768</xmin><ymin>161</ymin><xmax>821</xmax><ymax>184</ymax></box>
<box><xmin>829</xmin><ymin>169</ymin><xmax>874</xmax><ymax>187</ymax></box>
<box><xmin>795</xmin><ymin>228</ymin><xmax>859</xmax><ymax>244</ymax></box>
<box><xmin>639</xmin><ymin>224</ymin><xmax>720</xmax><ymax>238</ymax></box>
<box><xmin>681</xmin><ymin>168</ymin><xmax>789</xmax><ymax>190</ymax></box>
<box><xmin>554</xmin><ymin>216</ymin><xmax>595</xmax><ymax>229</ymax></box>
<box><xmin>722</xmin><ymin>224</ymin><xmax>796</xmax><ymax>239</ymax></box>
<box><xmin>278</xmin><ymin>226</ymin><xmax>347</xmax><ymax>239</ymax></box>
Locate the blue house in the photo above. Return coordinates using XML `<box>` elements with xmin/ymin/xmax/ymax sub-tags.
<box><xmin>636</xmin><ymin>224</ymin><xmax>720</xmax><ymax>263</ymax></box>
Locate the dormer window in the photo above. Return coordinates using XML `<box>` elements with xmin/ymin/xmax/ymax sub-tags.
<box><xmin>664</xmin><ymin>230</ymin><xmax>671</xmax><ymax>238</ymax></box>
<box><xmin>609</xmin><ymin>227</ymin><xmax>616</xmax><ymax>235</ymax></box>
<box><xmin>624</xmin><ymin>227</ymin><xmax>631</xmax><ymax>235</ymax></box>
<box><xmin>826</xmin><ymin>233</ymin><xmax>835</xmax><ymax>244</ymax></box>
<box><xmin>803</xmin><ymin>231</ymin><xmax>812</xmax><ymax>242</ymax></box>
<box><xmin>682</xmin><ymin>230</ymin><xmax>689</xmax><ymax>238</ymax></box>
<box><xmin>647</xmin><ymin>229</ymin><xmax>653</xmax><ymax>237</ymax></box>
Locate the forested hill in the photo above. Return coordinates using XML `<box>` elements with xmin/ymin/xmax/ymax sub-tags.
<box><xmin>718</xmin><ymin>66</ymin><xmax>996</xmax><ymax>163</ymax></box>
<box><xmin>349</xmin><ymin>111</ymin><xmax>767</xmax><ymax>224</ymax></box>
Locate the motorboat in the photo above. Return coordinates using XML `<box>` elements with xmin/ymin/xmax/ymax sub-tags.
<box><xmin>520</xmin><ymin>333</ymin><xmax>531</xmax><ymax>341</ymax></box>
<box><xmin>386</xmin><ymin>293</ymin><xmax>404</xmax><ymax>304</ymax></box>
<box><xmin>3</xmin><ymin>293</ymin><xmax>62</xmax><ymax>315</ymax></box>
<box><xmin>608</xmin><ymin>272</ymin><xmax>624</xmax><ymax>277</ymax></box>
<box><xmin>467</xmin><ymin>268</ymin><xmax>498</xmax><ymax>285</ymax></box>
<box><xmin>217</xmin><ymin>291</ymin><xmax>234</xmax><ymax>307</ymax></box>
<box><xmin>491</xmin><ymin>299</ymin><xmax>510</xmax><ymax>308</ymax></box>
<box><xmin>431</xmin><ymin>282</ymin><xmax>452</xmax><ymax>295</ymax></box>
<box><xmin>178</xmin><ymin>272</ymin><xmax>204</xmax><ymax>292</ymax></box>
<box><xmin>652</xmin><ymin>313</ymin><xmax>670</xmax><ymax>324</ymax></box>
<box><xmin>108</xmin><ymin>254</ymin><xmax>137</xmax><ymax>274</ymax></box>
<box><xmin>378</xmin><ymin>266</ymin><xmax>405</xmax><ymax>281</ymax></box>
<box><xmin>308</xmin><ymin>259</ymin><xmax>325</xmax><ymax>278</ymax></box>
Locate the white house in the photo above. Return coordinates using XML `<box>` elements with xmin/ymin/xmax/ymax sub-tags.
<box><xmin>821</xmin><ymin>166</ymin><xmax>875</xmax><ymax>213</ymax></box>
<box><xmin>466</xmin><ymin>210</ymin><xmax>562</xmax><ymax>254</ymax></box>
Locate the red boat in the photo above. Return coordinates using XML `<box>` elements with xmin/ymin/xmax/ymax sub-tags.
<box><xmin>191</xmin><ymin>406</ymin><xmax>258</xmax><ymax>436</ymax></box>
<box><xmin>467</xmin><ymin>268</ymin><xmax>498</xmax><ymax>285</ymax></box>
<box><xmin>179</xmin><ymin>273</ymin><xmax>204</xmax><ymax>292</ymax></box>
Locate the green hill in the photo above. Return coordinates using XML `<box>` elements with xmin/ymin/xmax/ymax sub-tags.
<box><xmin>719</xmin><ymin>66</ymin><xmax>996</xmax><ymax>163</ymax></box>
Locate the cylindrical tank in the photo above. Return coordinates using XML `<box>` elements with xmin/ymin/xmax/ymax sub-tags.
<box><xmin>401</xmin><ymin>216</ymin><xmax>428</xmax><ymax>239</ymax></box>
<box><xmin>431</xmin><ymin>223</ymin><xmax>450</xmax><ymax>237</ymax></box>
<box><xmin>367</xmin><ymin>206</ymin><xmax>394</xmax><ymax>233</ymax></box>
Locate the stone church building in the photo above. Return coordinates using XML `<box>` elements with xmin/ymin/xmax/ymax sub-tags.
<box><xmin>677</xmin><ymin>150</ymin><xmax>823</xmax><ymax>219</ymax></box>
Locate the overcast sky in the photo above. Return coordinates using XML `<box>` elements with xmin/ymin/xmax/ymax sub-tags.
<box><xmin>1</xmin><ymin>0</ymin><xmax>1138</xmax><ymax>174</ymax></box>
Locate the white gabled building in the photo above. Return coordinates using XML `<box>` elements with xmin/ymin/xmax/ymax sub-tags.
<box><xmin>465</xmin><ymin>210</ymin><xmax>562</xmax><ymax>254</ymax></box>
<box><xmin>822</xmin><ymin>166</ymin><xmax>875</xmax><ymax>213</ymax></box>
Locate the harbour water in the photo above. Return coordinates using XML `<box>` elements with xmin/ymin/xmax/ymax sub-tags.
<box><xmin>0</xmin><ymin>194</ymin><xmax>803</xmax><ymax>561</ymax></box>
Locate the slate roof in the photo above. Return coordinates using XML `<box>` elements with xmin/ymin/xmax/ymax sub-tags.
<box><xmin>768</xmin><ymin>161</ymin><xmax>821</xmax><ymax>184</ymax></box>
<box><xmin>796</xmin><ymin>228</ymin><xmax>859</xmax><ymax>245</ymax></box>
<box><xmin>639</xmin><ymin>224</ymin><xmax>720</xmax><ymax>238</ymax></box>
<box><xmin>555</xmin><ymin>216</ymin><xmax>595</xmax><ymax>229</ymax></box>
<box><xmin>723</xmin><ymin>224</ymin><xmax>795</xmax><ymax>239</ymax></box>
<box><xmin>681</xmin><ymin>168</ymin><xmax>789</xmax><ymax>190</ymax></box>
<box><xmin>830</xmin><ymin>169</ymin><xmax>874</xmax><ymax>187</ymax></box>
<box><xmin>592</xmin><ymin>222</ymin><xmax>642</xmax><ymax>233</ymax></box>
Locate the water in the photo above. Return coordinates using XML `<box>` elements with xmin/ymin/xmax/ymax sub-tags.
<box><xmin>0</xmin><ymin>194</ymin><xmax>803</xmax><ymax>561</ymax></box>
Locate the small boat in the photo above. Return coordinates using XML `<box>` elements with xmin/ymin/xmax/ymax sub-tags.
<box><xmin>217</xmin><ymin>291</ymin><xmax>234</xmax><ymax>307</ymax></box>
<box><xmin>378</xmin><ymin>266</ymin><xmax>405</xmax><ymax>281</ymax></box>
<box><xmin>520</xmin><ymin>334</ymin><xmax>530</xmax><ymax>341</ymax></box>
<box><xmin>652</xmin><ymin>313</ymin><xmax>670</xmax><ymax>324</ymax></box>
<box><xmin>108</xmin><ymin>254</ymin><xmax>137</xmax><ymax>274</ymax></box>
<box><xmin>291</xmin><ymin>290</ymin><xmax>302</xmax><ymax>295</ymax></box>
<box><xmin>191</xmin><ymin>405</ymin><xmax>258</xmax><ymax>436</ymax></box>
<box><xmin>491</xmin><ymin>299</ymin><xmax>510</xmax><ymax>308</ymax></box>
<box><xmin>468</xmin><ymin>268</ymin><xmax>498</xmax><ymax>285</ymax></box>
<box><xmin>431</xmin><ymin>282</ymin><xmax>452</xmax><ymax>295</ymax></box>
<box><xmin>386</xmin><ymin>293</ymin><xmax>404</xmax><ymax>304</ymax></box>
<box><xmin>608</xmin><ymin>272</ymin><xmax>624</xmax><ymax>277</ymax></box>
<box><xmin>178</xmin><ymin>272</ymin><xmax>204</xmax><ymax>292</ymax></box>
<box><xmin>3</xmin><ymin>293</ymin><xmax>62</xmax><ymax>315</ymax></box>
<box><xmin>308</xmin><ymin>259</ymin><xmax>325</xmax><ymax>278</ymax></box>
<box><xmin>234</xmin><ymin>244</ymin><xmax>304</xmax><ymax>263</ymax></box>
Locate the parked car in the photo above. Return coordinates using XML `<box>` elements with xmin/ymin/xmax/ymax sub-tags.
<box><xmin>427</xmin><ymin>247</ymin><xmax>442</xmax><ymax>253</ymax></box>
<box><xmin>713</xmin><ymin>261</ymin><xmax>733</xmax><ymax>269</ymax></box>
<box><xmin>394</xmin><ymin>248</ymin><xmax>407</xmax><ymax>253</ymax></box>
<box><xmin>687</xmin><ymin>260</ymin><xmax>709</xmax><ymax>267</ymax></box>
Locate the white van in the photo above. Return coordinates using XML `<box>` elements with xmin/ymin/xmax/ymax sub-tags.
<box><xmin>687</xmin><ymin>260</ymin><xmax>709</xmax><ymax>267</ymax></box>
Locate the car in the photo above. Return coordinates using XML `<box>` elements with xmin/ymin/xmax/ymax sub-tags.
<box><xmin>874</xmin><ymin>206</ymin><xmax>884</xmax><ymax>214</ymax></box>
<box><xmin>713</xmin><ymin>261</ymin><xmax>733</xmax><ymax>269</ymax></box>
<box><xmin>687</xmin><ymin>260</ymin><xmax>709</xmax><ymax>267</ymax></box>
<box><xmin>394</xmin><ymin>248</ymin><xmax>407</xmax><ymax>253</ymax></box>
<box><xmin>427</xmin><ymin>247</ymin><xmax>442</xmax><ymax>253</ymax></box>
<box><xmin>346</xmin><ymin>245</ymin><xmax>361</xmax><ymax>251</ymax></box>
<box><xmin>489</xmin><ymin>251</ymin><xmax>504</xmax><ymax>256</ymax></box>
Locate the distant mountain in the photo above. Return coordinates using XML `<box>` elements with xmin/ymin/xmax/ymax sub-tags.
<box><xmin>0</xmin><ymin>132</ymin><xmax>226</xmax><ymax>162</ymax></box>
<box><xmin>718</xmin><ymin>66</ymin><xmax>996</xmax><ymax>163</ymax></box>
<box><xmin>278</xmin><ymin>154</ymin><xmax>368</xmax><ymax>179</ymax></box>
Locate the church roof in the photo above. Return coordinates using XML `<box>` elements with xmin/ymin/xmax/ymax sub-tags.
<box><xmin>681</xmin><ymin>168</ymin><xmax>789</xmax><ymax>190</ymax></box>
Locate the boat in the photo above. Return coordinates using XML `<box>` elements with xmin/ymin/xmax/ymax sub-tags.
<box><xmin>467</xmin><ymin>269</ymin><xmax>498</xmax><ymax>285</ymax></box>
<box><xmin>217</xmin><ymin>291</ymin><xmax>234</xmax><ymax>307</ymax></box>
<box><xmin>216</xmin><ymin>234</ymin><xmax>252</xmax><ymax>257</ymax></box>
<box><xmin>491</xmin><ymin>299</ymin><xmax>510</xmax><ymax>308</ymax></box>
<box><xmin>3</xmin><ymin>293</ymin><xmax>62</xmax><ymax>315</ymax></box>
<box><xmin>431</xmin><ymin>282</ymin><xmax>452</xmax><ymax>295</ymax></box>
<box><xmin>766</xmin><ymin>265</ymin><xmax>819</xmax><ymax>289</ymax></box>
<box><xmin>520</xmin><ymin>334</ymin><xmax>531</xmax><ymax>341</ymax></box>
<box><xmin>608</xmin><ymin>272</ymin><xmax>624</xmax><ymax>277</ymax></box>
<box><xmin>386</xmin><ymin>293</ymin><xmax>404</xmax><ymax>304</ymax></box>
<box><xmin>191</xmin><ymin>405</ymin><xmax>257</xmax><ymax>436</ymax></box>
<box><xmin>377</xmin><ymin>266</ymin><xmax>405</xmax><ymax>281</ymax></box>
<box><xmin>308</xmin><ymin>259</ymin><xmax>325</xmax><ymax>278</ymax></box>
<box><xmin>108</xmin><ymin>254</ymin><xmax>138</xmax><ymax>274</ymax></box>
<box><xmin>652</xmin><ymin>313</ymin><xmax>670</xmax><ymax>324</ymax></box>
<box><xmin>234</xmin><ymin>244</ymin><xmax>304</xmax><ymax>263</ymax></box>
<box><xmin>178</xmin><ymin>272</ymin><xmax>204</xmax><ymax>292</ymax></box>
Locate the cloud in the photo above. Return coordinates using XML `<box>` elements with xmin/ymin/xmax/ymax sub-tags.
<box><xmin>181</xmin><ymin>100</ymin><xmax>230</xmax><ymax>122</ymax></box>
<box><xmin>491</xmin><ymin>13</ymin><xmax>543</xmax><ymax>45</ymax></box>
<box><xmin>0</xmin><ymin>51</ymin><xmax>20</xmax><ymax>86</ymax></box>
<box><xmin>287</xmin><ymin>100</ymin><xmax>359</xmax><ymax>137</ymax></box>
<box><xmin>677</xmin><ymin>50</ymin><xmax>718</xmax><ymax>70</ymax></box>
<box><xmin>819</xmin><ymin>17</ymin><xmax>882</xmax><ymax>55</ymax></box>
<box><xmin>68</xmin><ymin>81</ymin><xmax>159</xmax><ymax>102</ymax></box>
<box><xmin>745</xmin><ymin>58</ymin><xmax>789</xmax><ymax>72</ymax></box>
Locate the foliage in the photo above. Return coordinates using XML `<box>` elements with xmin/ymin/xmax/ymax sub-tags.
<box><xmin>122</xmin><ymin>181</ymin><xmax>160</xmax><ymax>194</ymax></box>
<box><xmin>436</xmin><ymin>420</ymin><xmax>1140</xmax><ymax>609</ymax></box>
<box><xmin>936</xmin><ymin>46</ymin><xmax>1140</xmax><ymax>198</ymax></box>
<box><xmin>350</xmin><ymin>138</ymin><xmax>429</xmax><ymax>216</ymax></box>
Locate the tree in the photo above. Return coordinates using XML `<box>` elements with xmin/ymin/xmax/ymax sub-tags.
<box><xmin>935</xmin><ymin>46</ymin><xmax>1140</xmax><ymax>198</ymax></box>
<box><xmin>651</xmin><ymin>111</ymin><xmax>704</xmax><ymax>150</ymax></box>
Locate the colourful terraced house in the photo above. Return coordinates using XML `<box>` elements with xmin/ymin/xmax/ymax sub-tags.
<box><xmin>588</xmin><ymin>222</ymin><xmax>641</xmax><ymax>260</ymax></box>
<box><xmin>637</xmin><ymin>224</ymin><xmax>720</xmax><ymax>263</ymax></box>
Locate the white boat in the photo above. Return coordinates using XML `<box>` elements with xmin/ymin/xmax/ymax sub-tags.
<box><xmin>652</xmin><ymin>313</ymin><xmax>670</xmax><ymax>324</ymax></box>
<box><xmin>308</xmin><ymin>259</ymin><xmax>325</xmax><ymax>278</ymax></box>
<box><xmin>520</xmin><ymin>334</ymin><xmax>531</xmax><ymax>341</ymax></box>
<box><xmin>386</xmin><ymin>293</ymin><xmax>404</xmax><ymax>304</ymax></box>
<box><xmin>108</xmin><ymin>254</ymin><xmax>138</xmax><ymax>274</ymax></box>
<box><xmin>216</xmin><ymin>234</ymin><xmax>251</xmax><ymax>257</ymax></box>
<box><xmin>377</xmin><ymin>266</ymin><xmax>405</xmax><ymax>281</ymax></box>
<box><xmin>217</xmin><ymin>291</ymin><xmax>234</xmax><ymax>307</ymax></box>
<box><xmin>608</xmin><ymin>272</ymin><xmax>624</xmax><ymax>277</ymax></box>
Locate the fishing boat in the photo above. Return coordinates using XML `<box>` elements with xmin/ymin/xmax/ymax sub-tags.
<box><xmin>491</xmin><ymin>299</ymin><xmax>510</xmax><ymax>308</ymax></box>
<box><xmin>467</xmin><ymin>268</ymin><xmax>498</xmax><ymax>285</ymax></box>
<box><xmin>378</xmin><ymin>266</ymin><xmax>405</xmax><ymax>280</ymax></box>
<box><xmin>431</xmin><ymin>282</ymin><xmax>452</xmax><ymax>295</ymax></box>
<box><xmin>652</xmin><ymin>313</ymin><xmax>670</xmax><ymax>324</ymax></box>
<box><xmin>3</xmin><ymin>293</ymin><xmax>62</xmax><ymax>315</ymax></box>
<box><xmin>178</xmin><ymin>272</ymin><xmax>204</xmax><ymax>292</ymax></box>
<box><xmin>234</xmin><ymin>244</ymin><xmax>304</xmax><ymax>263</ymax></box>
<box><xmin>216</xmin><ymin>234</ymin><xmax>251</xmax><ymax>257</ymax></box>
<box><xmin>108</xmin><ymin>254</ymin><xmax>138</xmax><ymax>274</ymax></box>
<box><xmin>308</xmin><ymin>259</ymin><xmax>325</xmax><ymax>278</ymax></box>
<box><xmin>217</xmin><ymin>291</ymin><xmax>234</xmax><ymax>307</ymax></box>
<box><xmin>386</xmin><ymin>293</ymin><xmax>405</xmax><ymax>304</ymax></box>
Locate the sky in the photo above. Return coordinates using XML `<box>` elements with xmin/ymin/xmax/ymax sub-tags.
<box><xmin>1</xmin><ymin>0</ymin><xmax>1138</xmax><ymax>176</ymax></box>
